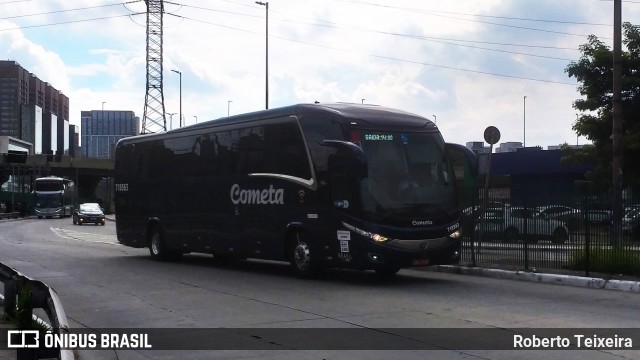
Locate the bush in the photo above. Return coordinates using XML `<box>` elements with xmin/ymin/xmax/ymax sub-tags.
<box><xmin>568</xmin><ymin>247</ymin><xmax>640</xmax><ymax>277</ymax></box>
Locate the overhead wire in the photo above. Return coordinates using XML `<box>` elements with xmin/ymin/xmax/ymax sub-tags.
<box><xmin>1</xmin><ymin>0</ymin><xmax>590</xmax><ymax>84</ymax></box>
<box><xmin>168</xmin><ymin>12</ymin><xmax>577</xmax><ymax>86</ymax></box>
<box><xmin>0</xmin><ymin>1</ymin><xmax>142</xmax><ymax>21</ymax></box>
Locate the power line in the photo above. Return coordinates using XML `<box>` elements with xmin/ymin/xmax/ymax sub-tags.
<box><xmin>166</xmin><ymin>1</ymin><xmax>581</xmax><ymax>52</ymax></box>
<box><xmin>0</xmin><ymin>1</ymin><xmax>142</xmax><ymax>21</ymax></box>
<box><xmin>336</xmin><ymin>0</ymin><xmax>613</xmax><ymax>27</ymax></box>
<box><xmin>170</xmin><ymin>12</ymin><xmax>577</xmax><ymax>86</ymax></box>
<box><xmin>0</xmin><ymin>13</ymin><xmax>145</xmax><ymax>32</ymax></box>
<box><xmin>0</xmin><ymin>0</ymin><xmax>32</xmax><ymax>4</ymax></box>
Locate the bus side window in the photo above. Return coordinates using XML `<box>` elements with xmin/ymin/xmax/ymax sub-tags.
<box><xmin>264</xmin><ymin>122</ymin><xmax>311</xmax><ymax>180</ymax></box>
<box><xmin>237</xmin><ymin>127</ymin><xmax>266</xmax><ymax>174</ymax></box>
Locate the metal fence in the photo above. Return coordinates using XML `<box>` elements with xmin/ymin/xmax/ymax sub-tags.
<box><xmin>458</xmin><ymin>185</ymin><xmax>640</xmax><ymax>277</ymax></box>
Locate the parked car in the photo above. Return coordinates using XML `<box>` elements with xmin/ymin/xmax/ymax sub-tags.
<box><xmin>585</xmin><ymin>209</ymin><xmax>612</xmax><ymax>225</ymax></box>
<box><xmin>536</xmin><ymin>205</ymin><xmax>583</xmax><ymax>231</ymax></box>
<box><xmin>461</xmin><ymin>203</ymin><xmax>509</xmax><ymax>238</ymax></box>
<box><xmin>73</xmin><ymin>203</ymin><xmax>105</xmax><ymax>225</ymax></box>
<box><xmin>474</xmin><ymin>206</ymin><xmax>569</xmax><ymax>243</ymax></box>
<box><xmin>622</xmin><ymin>208</ymin><xmax>640</xmax><ymax>240</ymax></box>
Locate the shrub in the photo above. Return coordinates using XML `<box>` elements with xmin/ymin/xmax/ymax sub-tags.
<box><xmin>568</xmin><ymin>247</ymin><xmax>640</xmax><ymax>277</ymax></box>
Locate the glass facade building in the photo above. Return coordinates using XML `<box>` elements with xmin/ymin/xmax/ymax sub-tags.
<box><xmin>81</xmin><ymin>110</ymin><xmax>140</xmax><ymax>159</ymax></box>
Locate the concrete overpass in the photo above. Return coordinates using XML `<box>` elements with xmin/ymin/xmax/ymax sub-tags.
<box><xmin>0</xmin><ymin>154</ymin><xmax>115</xmax><ymax>213</ymax></box>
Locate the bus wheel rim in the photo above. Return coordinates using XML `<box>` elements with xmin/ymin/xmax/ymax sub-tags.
<box><xmin>151</xmin><ymin>234</ymin><xmax>161</xmax><ymax>255</ymax></box>
<box><xmin>294</xmin><ymin>242</ymin><xmax>311</xmax><ymax>270</ymax></box>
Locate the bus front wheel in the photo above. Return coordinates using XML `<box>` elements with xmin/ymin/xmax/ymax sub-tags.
<box><xmin>289</xmin><ymin>232</ymin><xmax>321</xmax><ymax>277</ymax></box>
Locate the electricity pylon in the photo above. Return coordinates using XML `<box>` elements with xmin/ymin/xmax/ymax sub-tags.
<box><xmin>142</xmin><ymin>0</ymin><xmax>167</xmax><ymax>134</ymax></box>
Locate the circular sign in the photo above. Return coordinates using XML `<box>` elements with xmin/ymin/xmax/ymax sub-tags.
<box><xmin>484</xmin><ymin>126</ymin><xmax>501</xmax><ymax>145</ymax></box>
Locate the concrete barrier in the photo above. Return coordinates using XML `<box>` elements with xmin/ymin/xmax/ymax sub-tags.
<box><xmin>0</xmin><ymin>261</ymin><xmax>74</xmax><ymax>360</ymax></box>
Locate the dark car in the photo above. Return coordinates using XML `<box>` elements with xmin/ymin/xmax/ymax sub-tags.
<box><xmin>73</xmin><ymin>203</ymin><xmax>106</xmax><ymax>225</ymax></box>
<box><xmin>622</xmin><ymin>208</ymin><xmax>640</xmax><ymax>240</ymax></box>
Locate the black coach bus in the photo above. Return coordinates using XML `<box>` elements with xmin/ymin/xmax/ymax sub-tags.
<box><xmin>114</xmin><ymin>103</ymin><xmax>477</xmax><ymax>276</ymax></box>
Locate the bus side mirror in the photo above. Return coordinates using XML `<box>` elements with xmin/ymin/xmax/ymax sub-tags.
<box><xmin>445</xmin><ymin>143</ymin><xmax>479</xmax><ymax>178</ymax></box>
<box><xmin>321</xmin><ymin>140</ymin><xmax>368</xmax><ymax>179</ymax></box>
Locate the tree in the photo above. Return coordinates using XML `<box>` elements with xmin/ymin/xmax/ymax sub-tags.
<box><xmin>564</xmin><ymin>22</ymin><xmax>640</xmax><ymax>186</ymax></box>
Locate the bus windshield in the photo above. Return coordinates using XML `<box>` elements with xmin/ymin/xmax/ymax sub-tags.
<box><xmin>35</xmin><ymin>193</ymin><xmax>63</xmax><ymax>208</ymax></box>
<box><xmin>355</xmin><ymin>130</ymin><xmax>457</xmax><ymax>226</ymax></box>
<box><xmin>34</xmin><ymin>181</ymin><xmax>64</xmax><ymax>192</ymax></box>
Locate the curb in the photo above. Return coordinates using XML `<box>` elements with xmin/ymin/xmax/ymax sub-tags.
<box><xmin>426</xmin><ymin>265</ymin><xmax>640</xmax><ymax>293</ymax></box>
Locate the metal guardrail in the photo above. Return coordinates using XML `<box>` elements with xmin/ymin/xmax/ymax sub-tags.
<box><xmin>0</xmin><ymin>261</ymin><xmax>74</xmax><ymax>360</ymax></box>
<box><xmin>0</xmin><ymin>212</ymin><xmax>20</xmax><ymax>220</ymax></box>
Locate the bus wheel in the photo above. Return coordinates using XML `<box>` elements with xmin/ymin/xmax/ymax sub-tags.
<box><xmin>289</xmin><ymin>232</ymin><xmax>320</xmax><ymax>277</ymax></box>
<box><xmin>149</xmin><ymin>227</ymin><xmax>180</xmax><ymax>261</ymax></box>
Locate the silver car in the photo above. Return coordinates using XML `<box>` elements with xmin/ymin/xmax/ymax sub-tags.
<box><xmin>475</xmin><ymin>206</ymin><xmax>570</xmax><ymax>243</ymax></box>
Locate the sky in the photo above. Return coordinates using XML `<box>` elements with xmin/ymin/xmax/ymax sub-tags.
<box><xmin>1</xmin><ymin>0</ymin><xmax>639</xmax><ymax>149</ymax></box>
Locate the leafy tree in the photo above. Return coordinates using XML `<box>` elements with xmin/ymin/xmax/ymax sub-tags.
<box><xmin>564</xmin><ymin>22</ymin><xmax>640</xmax><ymax>186</ymax></box>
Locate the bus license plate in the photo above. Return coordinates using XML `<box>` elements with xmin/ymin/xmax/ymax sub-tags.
<box><xmin>413</xmin><ymin>258</ymin><xmax>429</xmax><ymax>266</ymax></box>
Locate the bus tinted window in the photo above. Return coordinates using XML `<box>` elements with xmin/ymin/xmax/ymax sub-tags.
<box><xmin>263</xmin><ymin>122</ymin><xmax>311</xmax><ymax>179</ymax></box>
<box><xmin>235</xmin><ymin>120</ymin><xmax>311</xmax><ymax>180</ymax></box>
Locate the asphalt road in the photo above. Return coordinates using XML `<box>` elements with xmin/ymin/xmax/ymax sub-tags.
<box><xmin>1</xmin><ymin>217</ymin><xmax>639</xmax><ymax>360</ymax></box>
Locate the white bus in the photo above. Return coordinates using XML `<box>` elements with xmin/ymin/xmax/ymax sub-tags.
<box><xmin>34</xmin><ymin>176</ymin><xmax>75</xmax><ymax>218</ymax></box>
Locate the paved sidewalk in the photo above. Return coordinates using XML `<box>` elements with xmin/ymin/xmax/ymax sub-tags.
<box><xmin>424</xmin><ymin>265</ymin><xmax>640</xmax><ymax>292</ymax></box>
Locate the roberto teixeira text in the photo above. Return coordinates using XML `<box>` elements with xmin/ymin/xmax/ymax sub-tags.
<box><xmin>7</xmin><ymin>330</ymin><xmax>152</xmax><ymax>349</ymax></box>
<box><xmin>514</xmin><ymin>334</ymin><xmax>633</xmax><ymax>349</ymax></box>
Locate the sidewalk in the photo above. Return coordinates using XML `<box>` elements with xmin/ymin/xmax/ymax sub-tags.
<box><xmin>424</xmin><ymin>265</ymin><xmax>640</xmax><ymax>292</ymax></box>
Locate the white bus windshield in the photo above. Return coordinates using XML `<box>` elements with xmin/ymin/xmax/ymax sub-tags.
<box><xmin>355</xmin><ymin>130</ymin><xmax>457</xmax><ymax>225</ymax></box>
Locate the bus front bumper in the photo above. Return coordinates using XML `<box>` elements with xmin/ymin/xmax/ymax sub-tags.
<box><xmin>363</xmin><ymin>238</ymin><xmax>462</xmax><ymax>269</ymax></box>
<box><xmin>35</xmin><ymin>208</ymin><xmax>62</xmax><ymax>216</ymax></box>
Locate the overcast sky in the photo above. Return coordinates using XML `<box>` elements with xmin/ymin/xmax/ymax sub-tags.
<box><xmin>1</xmin><ymin>0</ymin><xmax>638</xmax><ymax>149</ymax></box>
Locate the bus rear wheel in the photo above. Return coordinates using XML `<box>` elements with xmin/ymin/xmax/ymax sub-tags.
<box><xmin>149</xmin><ymin>226</ymin><xmax>181</xmax><ymax>261</ymax></box>
<box><xmin>289</xmin><ymin>232</ymin><xmax>320</xmax><ymax>277</ymax></box>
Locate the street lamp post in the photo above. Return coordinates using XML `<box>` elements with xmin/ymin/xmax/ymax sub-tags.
<box><xmin>256</xmin><ymin>1</ymin><xmax>269</xmax><ymax>109</ymax></box>
<box><xmin>193</xmin><ymin>115</ymin><xmax>198</xmax><ymax>124</ymax></box>
<box><xmin>228</xmin><ymin>100</ymin><xmax>232</xmax><ymax>116</ymax></box>
<box><xmin>433</xmin><ymin>114</ymin><xmax>437</xmax><ymax>125</ymax></box>
<box><xmin>523</xmin><ymin>95</ymin><xmax>527</xmax><ymax>148</ymax></box>
<box><xmin>167</xmin><ymin>112</ymin><xmax>176</xmax><ymax>130</ymax></box>
<box><xmin>171</xmin><ymin>69</ymin><xmax>182</xmax><ymax>127</ymax></box>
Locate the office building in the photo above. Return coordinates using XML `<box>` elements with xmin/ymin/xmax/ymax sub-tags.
<box><xmin>81</xmin><ymin>110</ymin><xmax>140</xmax><ymax>159</ymax></box>
<box><xmin>0</xmin><ymin>60</ymin><xmax>69</xmax><ymax>155</ymax></box>
<box><xmin>466</xmin><ymin>141</ymin><xmax>491</xmax><ymax>154</ymax></box>
<box><xmin>495</xmin><ymin>142</ymin><xmax>523</xmax><ymax>153</ymax></box>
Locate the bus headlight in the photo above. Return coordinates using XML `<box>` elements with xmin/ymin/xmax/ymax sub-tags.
<box><xmin>449</xmin><ymin>229</ymin><xmax>461</xmax><ymax>239</ymax></box>
<box><xmin>342</xmin><ymin>222</ymin><xmax>390</xmax><ymax>243</ymax></box>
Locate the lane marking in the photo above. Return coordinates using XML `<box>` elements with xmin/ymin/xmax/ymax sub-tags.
<box><xmin>50</xmin><ymin>227</ymin><xmax>121</xmax><ymax>246</ymax></box>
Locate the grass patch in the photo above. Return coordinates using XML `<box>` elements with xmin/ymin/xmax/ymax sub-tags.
<box><xmin>567</xmin><ymin>247</ymin><xmax>640</xmax><ymax>277</ymax></box>
<box><xmin>6</xmin><ymin>285</ymin><xmax>51</xmax><ymax>331</ymax></box>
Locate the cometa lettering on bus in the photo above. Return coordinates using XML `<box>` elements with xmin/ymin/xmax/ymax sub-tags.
<box><xmin>230</xmin><ymin>184</ymin><xmax>284</xmax><ymax>205</ymax></box>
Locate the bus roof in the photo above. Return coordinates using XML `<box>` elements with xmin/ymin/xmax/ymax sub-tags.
<box><xmin>118</xmin><ymin>103</ymin><xmax>436</xmax><ymax>146</ymax></box>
